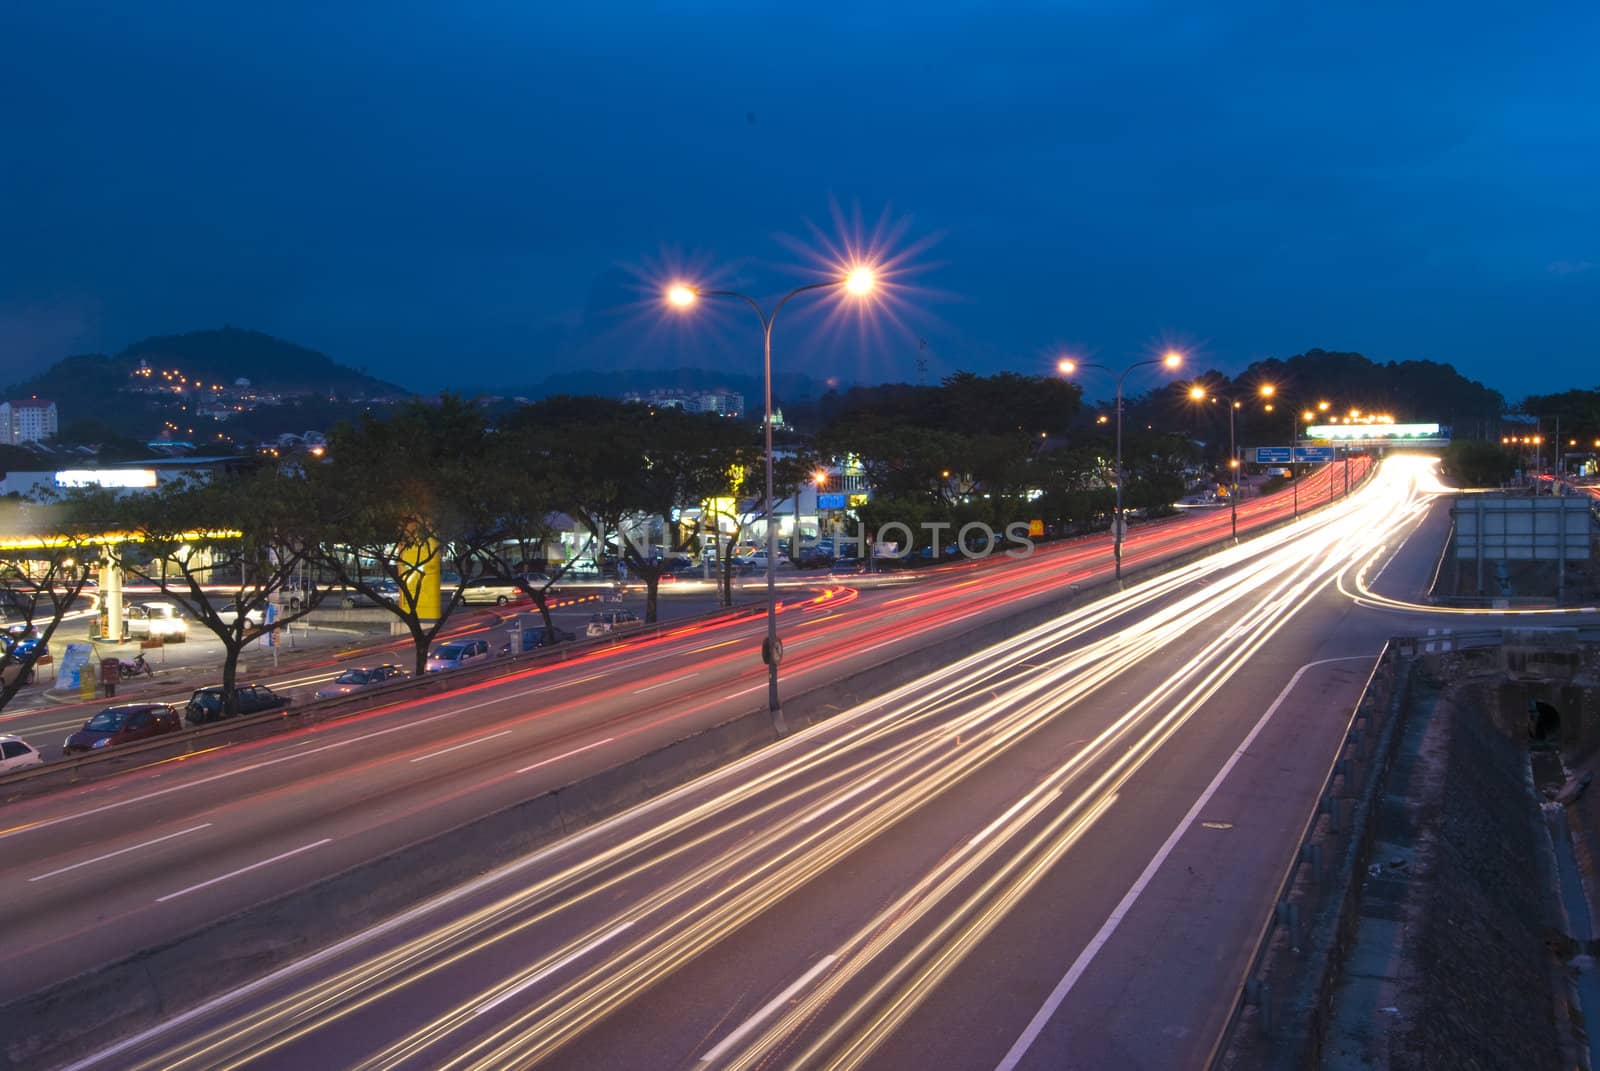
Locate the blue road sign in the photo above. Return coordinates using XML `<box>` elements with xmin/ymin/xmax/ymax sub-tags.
<box><xmin>1255</xmin><ymin>447</ymin><xmax>1292</xmax><ymax>463</ymax></box>
<box><xmin>1294</xmin><ymin>446</ymin><xmax>1335</xmax><ymax>463</ymax></box>
<box><xmin>817</xmin><ymin>493</ymin><xmax>847</xmax><ymax>510</ymax></box>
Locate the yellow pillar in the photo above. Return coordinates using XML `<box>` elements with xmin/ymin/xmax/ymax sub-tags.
<box><xmin>101</xmin><ymin>551</ymin><xmax>124</xmax><ymax>641</ymax></box>
<box><xmin>399</xmin><ymin>535</ymin><xmax>442</xmax><ymax>622</ymax></box>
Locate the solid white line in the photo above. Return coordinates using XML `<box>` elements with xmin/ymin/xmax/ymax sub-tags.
<box><xmin>699</xmin><ymin>954</ymin><xmax>838</xmax><ymax>1063</ymax></box>
<box><xmin>409</xmin><ymin>729</ymin><xmax>513</xmax><ymax>763</ymax></box>
<box><xmin>516</xmin><ymin>737</ymin><xmax>614</xmax><ymax>774</ymax></box>
<box><xmin>632</xmin><ymin>672</ymin><xmax>699</xmax><ymax>694</ymax></box>
<box><xmin>472</xmin><ymin>920</ymin><xmax>634</xmax><ymax>1016</ymax></box>
<box><xmin>29</xmin><ymin>824</ymin><xmax>212</xmax><ymax>882</ymax></box>
<box><xmin>799</xmin><ymin>779</ymin><xmax>881</xmax><ymax>824</ymax></box>
<box><xmin>993</xmin><ymin>653</ymin><xmax>1374</xmax><ymax>1071</ymax></box>
<box><xmin>969</xmin><ymin>791</ymin><xmax>1039</xmax><ymax>848</ymax></box>
<box><xmin>155</xmin><ymin>839</ymin><xmax>333</xmax><ymax>903</ymax></box>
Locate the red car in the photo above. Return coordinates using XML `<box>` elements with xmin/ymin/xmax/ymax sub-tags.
<box><xmin>63</xmin><ymin>703</ymin><xmax>183</xmax><ymax>754</ymax></box>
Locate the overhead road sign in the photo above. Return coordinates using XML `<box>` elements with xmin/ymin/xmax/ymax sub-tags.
<box><xmin>1255</xmin><ymin>447</ymin><xmax>1292</xmax><ymax>464</ymax></box>
<box><xmin>1294</xmin><ymin>446</ymin><xmax>1335</xmax><ymax>463</ymax></box>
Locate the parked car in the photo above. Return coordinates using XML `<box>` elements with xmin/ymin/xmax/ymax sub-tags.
<box><xmin>736</xmin><ymin>551</ymin><xmax>792</xmax><ymax>571</ymax></box>
<box><xmin>63</xmin><ymin>703</ymin><xmax>182</xmax><ymax>754</ymax></box>
<box><xmin>313</xmin><ymin>663</ymin><xmax>409</xmax><ymax>700</ymax></box>
<box><xmin>217</xmin><ymin>601</ymin><xmax>267</xmax><ymax>627</ymax></box>
<box><xmin>124</xmin><ymin>602</ymin><xmax>188</xmax><ymax>642</ymax></box>
<box><xmin>460</xmin><ymin>577</ymin><xmax>521</xmax><ymax>605</ymax></box>
<box><xmin>0</xmin><ymin>734</ymin><xmax>44</xmax><ymax>773</ymax></box>
<box><xmin>500</xmin><ymin>625</ymin><xmax>578</xmax><ymax>655</ymax></box>
<box><xmin>185</xmin><ymin>684</ymin><xmax>292</xmax><ymax>725</ymax></box>
<box><xmin>342</xmin><ymin>579</ymin><xmax>403</xmax><ymax>608</ymax></box>
<box><xmin>425</xmin><ymin>638</ymin><xmax>492</xmax><ymax>672</ymax></box>
<box><xmin>585</xmin><ymin>609</ymin><xmax>642</xmax><ymax>638</ymax></box>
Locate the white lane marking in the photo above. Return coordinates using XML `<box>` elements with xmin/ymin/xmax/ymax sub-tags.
<box><xmin>970</xmin><ymin>792</ymin><xmax>1042</xmax><ymax>849</ymax></box>
<box><xmin>632</xmin><ymin>672</ymin><xmax>700</xmax><ymax>695</ymax></box>
<box><xmin>516</xmin><ymin>737</ymin><xmax>614</xmax><ymax>774</ymax></box>
<box><xmin>0</xmin><ymin>691</ymin><xmax>526</xmax><ymax>843</ymax></box>
<box><xmin>409</xmin><ymin>730</ymin><xmax>513</xmax><ymax>763</ymax></box>
<box><xmin>799</xmin><ymin>779</ymin><xmax>881</xmax><ymax>825</ymax></box>
<box><xmin>29</xmin><ymin>824</ymin><xmax>212</xmax><ymax>882</ymax></box>
<box><xmin>50</xmin><ymin>566</ymin><xmax>1244</xmax><ymax>1070</ymax></box>
<box><xmin>471</xmin><ymin>920</ymin><xmax>635</xmax><ymax>1017</ymax></box>
<box><xmin>155</xmin><ymin>839</ymin><xmax>333</xmax><ymax>903</ymax></box>
<box><xmin>699</xmin><ymin>954</ymin><xmax>838</xmax><ymax>1063</ymax></box>
<box><xmin>994</xmin><ymin>653</ymin><xmax>1374</xmax><ymax>1071</ymax></box>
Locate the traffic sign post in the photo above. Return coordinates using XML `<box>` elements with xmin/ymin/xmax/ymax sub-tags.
<box><xmin>1254</xmin><ymin>447</ymin><xmax>1292</xmax><ymax>464</ymax></box>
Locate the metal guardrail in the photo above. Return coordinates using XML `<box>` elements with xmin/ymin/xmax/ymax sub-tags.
<box><xmin>0</xmin><ymin>600</ymin><xmax>766</xmax><ymax>800</ymax></box>
<box><xmin>1206</xmin><ymin>639</ymin><xmax>1414</xmax><ymax>1068</ymax></box>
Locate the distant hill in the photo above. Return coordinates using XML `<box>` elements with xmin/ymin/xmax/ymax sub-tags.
<box><xmin>117</xmin><ymin>327</ymin><xmax>407</xmax><ymax>395</ymax></box>
<box><xmin>5</xmin><ymin>327</ymin><xmax>407</xmax><ymax>402</ymax></box>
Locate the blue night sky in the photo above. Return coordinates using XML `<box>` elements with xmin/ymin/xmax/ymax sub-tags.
<box><xmin>3</xmin><ymin>3</ymin><xmax>1597</xmax><ymax>402</ymax></box>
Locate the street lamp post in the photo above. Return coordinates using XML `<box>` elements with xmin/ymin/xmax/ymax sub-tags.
<box><xmin>1059</xmin><ymin>351</ymin><xmax>1183</xmax><ymax>581</ymax></box>
<box><xmin>1196</xmin><ymin>379</ymin><xmax>1280</xmax><ymax>537</ymax></box>
<box><xmin>668</xmin><ymin>269</ymin><xmax>875</xmax><ymax>729</ymax></box>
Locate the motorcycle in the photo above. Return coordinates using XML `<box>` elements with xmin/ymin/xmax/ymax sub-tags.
<box><xmin>118</xmin><ymin>653</ymin><xmax>154</xmax><ymax>679</ymax></box>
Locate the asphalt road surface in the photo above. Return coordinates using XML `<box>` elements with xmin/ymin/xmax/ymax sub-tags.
<box><xmin>5</xmin><ymin>457</ymin><xmax>1479</xmax><ymax>1071</ymax></box>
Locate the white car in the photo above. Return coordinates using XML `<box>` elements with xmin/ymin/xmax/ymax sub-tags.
<box><xmin>124</xmin><ymin>602</ymin><xmax>188</xmax><ymax>642</ymax></box>
<box><xmin>217</xmin><ymin>602</ymin><xmax>267</xmax><ymax>627</ymax></box>
<box><xmin>0</xmin><ymin>735</ymin><xmax>44</xmax><ymax>774</ymax></box>
<box><xmin>459</xmin><ymin>577</ymin><xmax>522</xmax><ymax>605</ymax></box>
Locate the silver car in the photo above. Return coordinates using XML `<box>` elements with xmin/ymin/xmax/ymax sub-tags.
<box><xmin>313</xmin><ymin>664</ymin><xmax>409</xmax><ymax>700</ymax></box>
<box><xmin>425</xmin><ymin>639</ymin><xmax>491</xmax><ymax>672</ymax></box>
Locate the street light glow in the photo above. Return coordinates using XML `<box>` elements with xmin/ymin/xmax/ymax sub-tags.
<box><xmin>1189</xmin><ymin>385</ymin><xmax>1206</xmax><ymax>401</ymax></box>
<box><xmin>1259</xmin><ymin>384</ymin><xmax>1276</xmax><ymax>398</ymax></box>
<box><xmin>667</xmin><ymin>284</ymin><xmax>697</xmax><ymax>308</ymax></box>
<box><xmin>844</xmin><ymin>266</ymin><xmax>876</xmax><ymax>295</ymax></box>
<box><xmin>1162</xmin><ymin>350</ymin><xmax>1183</xmax><ymax>369</ymax></box>
<box><xmin>1318</xmin><ymin>400</ymin><xmax>1331</xmax><ymax>412</ymax></box>
<box><xmin>813</xmin><ymin>469</ymin><xmax>828</xmax><ymax>485</ymax></box>
<box><xmin>1057</xmin><ymin>358</ymin><xmax>1077</xmax><ymax>376</ymax></box>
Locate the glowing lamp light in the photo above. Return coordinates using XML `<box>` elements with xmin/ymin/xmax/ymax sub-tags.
<box><xmin>1057</xmin><ymin>358</ymin><xmax>1078</xmax><ymax>376</ymax></box>
<box><xmin>667</xmin><ymin>284</ymin><xmax>697</xmax><ymax>308</ymax></box>
<box><xmin>1162</xmin><ymin>350</ymin><xmax>1183</xmax><ymax>369</ymax></box>
<box><xmin>1188</xmin><ymin>386</ymin><xmax>1206</xmax><ymax>401</ymax></box>
<box><xmin>1259</xmin><ymin>384</ymin><xmax>1276</xmax><ymax>398</ymax></box>
<box><xmin>844</xmin><ymin>266</ymin><xmax>876</xmax><ymax>295</ymax></box>
<box><xmin>813</xmin><ymin>469</ymin><xmax>828</xmax><ymax>485</ymax></box>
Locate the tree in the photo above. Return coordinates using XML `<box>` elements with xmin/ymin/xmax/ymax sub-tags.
<box><xmin>461</xmin><ymin>415</ymin><xmax>593</xmax><ymax>637</ymax></box>
<box><xmin>1442</xmin><ymin>440</ymin><xmax>1518</xmax><ymax>487</ymax></box>
<box><xmin>0</xmin><ymin>499</ymin><xmax>99</xmax><ymax>709</ymax></box>
<box><xmin>311</xmin><ymin>396</ymin><xmax>492</xmax><ymax>675</ymax></box>
<box><xmin>89</xmin><ymin>468</ymin><xmax>328</xmax><ymax>715</ymax></box>
<box><xmin>515</xmin><ymin>397</ymin><xmax>747</xmax><ymax>623</ymax></box>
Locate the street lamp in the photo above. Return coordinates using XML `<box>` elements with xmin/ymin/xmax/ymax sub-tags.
<box><xmin>1187</xmin><ymin>383</ymin><xmax>1271</xmax><ymax>541</ymax></box>
<box><xmin>668</xmin><ymin>269</ymin><xmax>877</xmax><ymax>728</ymax></box>
<box><xmin>1058</xmin><ymin>350</ymin><xmax>1183</xmax><ymax>580</ymax></box>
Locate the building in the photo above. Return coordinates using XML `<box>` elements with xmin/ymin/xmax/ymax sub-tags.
<box><xmin>0</xmin><ymin>399</ymin><xmax>58</xmax><ymax>444</ymax></box>
<box><xmin>621</xmin><ymin>388</ymin><xmax>746</xmax><ymax>418</ymax></box>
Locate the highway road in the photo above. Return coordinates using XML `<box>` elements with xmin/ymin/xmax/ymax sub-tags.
<box><xmin>2</xmin><ymin>458</ymin><xmax>1388</xmax><ymax>1068</ymax></box>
